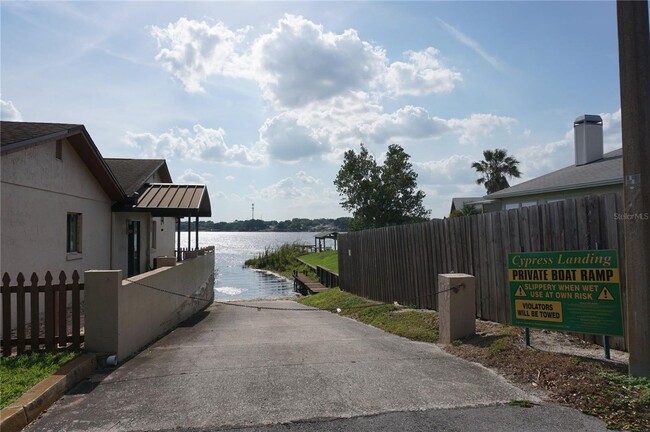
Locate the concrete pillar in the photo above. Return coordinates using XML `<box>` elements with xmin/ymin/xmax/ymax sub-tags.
<box><xmin>438</xmin><ymin>273</ymin><xmax>476</xmax><ymax>344</ymax></box>
<box><xmin>154</xmin><ymin>257</ymin><xmax>177</xmax><ymax>268</ymax></box>
<box><xmin>84</xmin><ymin>270</ymin><xmax>122</xmax><ymax>355</ymax></box>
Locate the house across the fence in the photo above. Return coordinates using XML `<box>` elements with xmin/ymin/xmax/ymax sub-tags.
<box><xmin>486</xmin><ymin>115</ymin><xmax>623</xmax><ymax>210</ymax></box>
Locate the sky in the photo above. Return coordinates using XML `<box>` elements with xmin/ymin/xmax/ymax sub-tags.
<box><xmin>1</xmin><ymin>1</ymin><xmax>627</xmax><ymax>222</ymax></box>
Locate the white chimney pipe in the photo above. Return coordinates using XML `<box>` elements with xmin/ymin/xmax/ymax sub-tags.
<box><xmin>574</xmin><ymin>114</ymin><xmax>604</xmax><ymax>166</ymax></box>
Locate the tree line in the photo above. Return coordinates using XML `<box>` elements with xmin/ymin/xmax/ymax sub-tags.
<box><xmin>179</xmin><ymin>217</ymin><xmax>351</xmax><ymax>232</ymax></box>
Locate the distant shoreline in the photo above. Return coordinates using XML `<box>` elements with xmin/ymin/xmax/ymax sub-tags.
<box><xmin>179</xmin><ymin>218</ymin><xmax>350</xmax><ymax>233</ymax></box>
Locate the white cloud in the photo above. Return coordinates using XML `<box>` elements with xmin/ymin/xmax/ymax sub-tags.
<box><xmin>149</xmin><ymin>18</ymin><xmax>251</xmax><ymax>93</ymax></box>
<box><xmin>252</xmin><ymin>175</ymin><xmax>340</xmax><ymax>217</ymax></box>
<box><xmin>296</xmin><ymin>170</ymin><xmax>322</xmax><ymax>185</ymax></box>
<box><xmin>447</xmin><ymin>113</ymin><xmax>516</xmax><ymax>145</ymax></box>
<box><xmin>384</xmin><ymin>48</ymin><xmax>462</xmax><ymax>96</ymax></box>
<box><xmin>177</xmin><ymin>168</ymin><xmax>210</xmax><ymax>184</ymax></box>
<box><xmin>415</xmin><ymin>154</ymin><xmax>476</xmax><ymax>186</ymax></box>
<box><xmin>258</xmin><ymin>113</ymin><xmax>325</xmax><ymax>162</ymax></box>
<box><xmin>250</xmin><ymin>14</ymin><xmax>386</xmax><ymax>108</ymax></box>
<box><xmin>151</xmin><ymin>15</ymin><xmax>461</xmax><ymax>108</ymax></box>
<box><xmin>259</xmin><ymin>177</ymin><xmax>312</xmax><ymax>200</ymax></box>
<box><xmin>147</xmin><ymin>16</ymin><xmax>518</xmax><ymax>164</ymax></box>
<box><xmin>212</xmin><ymin>191</ymin><xmax>228</xmax><ymax>200</ymax></box>
<box><xmin>437</xmin><ymin>18</ymin><xmax>504</xmax><ymax>71</ymax></box>
<box><xmin>361</xmin><ymin>105</ymin><xmax>450</xmax><ymax>144</ymax></box>
<box><xmin>1</xmin><ymin>99</ymin><xmax>23</xmax><ymax>121</ymax></box>
<box><xmin>123</xmin><ymin>124</ymin><xmax>265</xmax><ymax>166</ymax></box>
<box><xmin>601</xmin><ymin>108</ymin><xmax>622</xmax><ymax>152</ymax></box>
<box><xmin>224</xmin><ymin>175</ymin><xmax>235</xmax><ymax>181</ymax></box>
<box><xmin>284</xmin><ymin>91</ymin><xmax>384</xmax><ymax>152</ymax></box>
<box><xmin>517</xmin><ymin>134</ymin><xmax>572</xmax><ymax>180</ymax></box>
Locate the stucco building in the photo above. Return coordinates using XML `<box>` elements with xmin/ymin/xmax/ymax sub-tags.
<box><xmin>0</xmin><ymin>121</ymin><xmax>211</xmax><ymax>281</ymax></box>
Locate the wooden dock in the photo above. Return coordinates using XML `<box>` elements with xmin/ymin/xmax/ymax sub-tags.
<box><xmin>293</xmin><ymin>272</ymin><xmax>328</xmax><ymax>296</ymax></box>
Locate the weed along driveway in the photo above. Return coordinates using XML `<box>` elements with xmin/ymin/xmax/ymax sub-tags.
<box><xmin>27</xmin><ymin>301</ymin><xmax>608</xmax><ymax>432</ymax></box>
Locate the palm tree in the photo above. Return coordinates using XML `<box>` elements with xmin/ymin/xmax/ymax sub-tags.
<box><xmin>472</xmin><ymin>149</ymin><xmax>521</xmax><ymax>194</ymax></box>
<box><xmin>449</xmin><ymin>202</ymin><xmax>481</xmax><ymax>218</ymax></box>
<box><xmin>459</xmin><ymin>202</ymin><xmax>481</xmax><ymax>216</ymax></box>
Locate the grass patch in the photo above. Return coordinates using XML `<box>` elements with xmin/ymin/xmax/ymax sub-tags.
<box><xmin>589</xmin><ymin>371</ymin><xmax>650</xmax><ymax>431</ymax></box>
<box><xmin>508</xmin><ymin>400</ymin><xmax>536</xmax><ymax>408</ymax></box>
<box><xmin>299</xmin><ymin>290</ymin><xmax>649</xmax><ymax>430</ymax></box>
<box><xmin>245</xmin><ymin>243</ymin><xmax>315</xmax><ymax>279</ymax></box>
<box><xmin>0</xmin><ymin>351</ymin><xmax>80</xmax><ymax>409</ymax></box>
<box><xmin>298</xmin><ymin>250</ymin><xmax>339</xmax><ymax>273</ymax></box>
<box><xmin>297</xmin><ymin>288</ymin><xmax>438</xmax><ymax>343</ymax></box>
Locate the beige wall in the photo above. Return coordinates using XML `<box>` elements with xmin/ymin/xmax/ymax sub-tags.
<box><xmin>1</xmin><ymin>138</ymin><xmax>112</xmax><ymax>280</ymax></box>
<box><xmin>85</xmin><ymin>252</ymin><xmax>215</xmax><ymax>361</ymax></box>
<box><xmin>151</xmin><ymin>216</ymin><xmax>176</xmax><ymax>266</ymax></box>
<box><xmin>499</xmin><ymin>184</ymin><xmax>622</xmax><ymax>210</ymax></box>
<box><xmin>111</xmin><ymin>213</ymin><xmax>176</xmax><ymax>276</ymax></box>
<box><xmin>110</xmin><ymin>168</ymin><xmax>175</xmax><ymax>275</ymax></box>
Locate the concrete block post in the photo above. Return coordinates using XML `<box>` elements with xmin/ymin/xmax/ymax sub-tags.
<box><xmin>84</xmin><ymin>270</ymin><xmax>122</xmax><ymax>356</ymax></box>
<box><xmin>154</xmin><ymin>257</ymin><xmax>177</xmax><ymax>268</ymax></box>
<box><xmin>438</xmin><ymin>273</ymin><xmax>476</xmax><ymax>344</ymax></box>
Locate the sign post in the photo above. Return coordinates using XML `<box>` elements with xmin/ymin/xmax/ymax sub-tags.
<box><xmin>508</xmin><ymin>250</ymin><xmax>623</xmax><ymax>337</ymax></box>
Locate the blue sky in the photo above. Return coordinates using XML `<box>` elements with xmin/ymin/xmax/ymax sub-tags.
<box><xmin>1</xmin><ymin>1</ymin><xmax>625</xmax><ymax>221</ymax></box>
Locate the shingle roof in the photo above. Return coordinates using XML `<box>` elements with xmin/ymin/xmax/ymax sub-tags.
<box><xmin>104</xmin><ymin>158</ymin><xmax>172</xmax><ymax>196</ymax></box>
<box><xmin>1</xmin><ymin>121</ymin><xmax>82</xmax><ymax>150</ymax></box>
<box><xmin>487</xmin><ymin>148</ymin><xmax>623</xmax><ymax>199</ymax></box>
<box><xmin>451</xmin><ymin>197</ymin><xmax>484</xmax><ymax>211</ymax></box>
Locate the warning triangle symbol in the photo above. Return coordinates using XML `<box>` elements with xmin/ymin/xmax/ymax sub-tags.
<box><xmin>515</xmin><ymin>286</ymin><xmax>527</xmax><ymax>297</ymax></box>
<box><xmin>598</xmin><ymin>287</ymin><xmax>615</xmax><ymax>301</ymax></box>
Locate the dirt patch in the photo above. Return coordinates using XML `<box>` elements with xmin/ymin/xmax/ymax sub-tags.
<box><xmin>445</xmin><ymin>320</ymin><xmax>649</xmax><ymax>431</ymax></box>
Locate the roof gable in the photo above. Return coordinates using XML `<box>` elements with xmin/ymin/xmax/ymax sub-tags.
<box><xmin>451</xmin><ymin>197</ymin><xmax>484</xmax><ymax>211</ymax></box>
<box><xmin>0</xmin><ymin>121</ymin><xmax>125</xmax><ymax>201</ymax></box>
<box><xmin>487</xmin><ymin>148</ymin><xmax>623</xmax><ymax>199</ymax></box>
<box><xmin>104</xmin><ymin>158</ymin><xmax>173</xmax><ymax>196</ymax></box>
<box><xmin>1</xmin><ymin>121</ymin><xmax>82</xmax><ymax>150</ymax></box>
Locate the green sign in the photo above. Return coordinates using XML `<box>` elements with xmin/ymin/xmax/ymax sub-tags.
<box><xmin>508</xmin><ymin>250</ymin><xmax>623</xmax><ymax>336</ymax></box>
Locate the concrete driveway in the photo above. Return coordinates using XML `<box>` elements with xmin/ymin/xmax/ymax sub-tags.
<box><xmin>27</xmin><ymin>301</ymin><xmax>608</xmax><ymax>431</ymax></box>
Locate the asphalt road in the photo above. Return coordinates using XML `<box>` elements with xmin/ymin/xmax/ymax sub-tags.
<box><xmin>27</xmin><ymin>300</ymin><xmax>609</xmax><ymax>432</ymax></box>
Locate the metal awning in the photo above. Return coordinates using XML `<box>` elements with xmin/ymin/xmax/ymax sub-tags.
<box><xmin>114</xmin><ymin>183</ymin><xmax>212</xmax><ymax>217</ymax></box>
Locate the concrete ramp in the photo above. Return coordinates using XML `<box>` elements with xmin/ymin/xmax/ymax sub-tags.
<box><xmin>28</xmin><ymin>301</ymin><xmax>605</xmax><ymax>432</ymax></box>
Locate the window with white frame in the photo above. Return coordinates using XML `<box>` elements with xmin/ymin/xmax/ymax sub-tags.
<box><xmin>67</xmin><ymin>213</ymin><xmax>82</xmax><ymax>253</ymax></box>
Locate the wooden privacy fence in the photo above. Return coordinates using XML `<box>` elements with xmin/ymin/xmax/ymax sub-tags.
<box><xmin>1</xmin><ymin>271</ymin><xmax>84</xmax><ymax>356</ymax></box>
<box><xmin>338</xmin><ymin>193</ymin><xmax>627</xmax><ymax>350</ymax></box>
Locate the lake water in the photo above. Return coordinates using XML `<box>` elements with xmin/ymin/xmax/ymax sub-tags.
<box><xmin>180</xmin><ymin>232</ymin><xmax>315</xmax><ymax>301</ymax></box>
